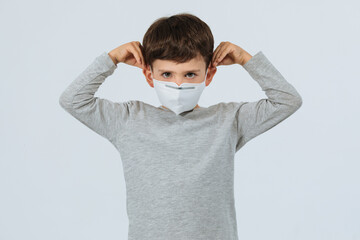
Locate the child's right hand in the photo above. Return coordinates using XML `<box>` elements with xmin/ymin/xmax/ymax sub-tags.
<box><xmin>108</xmin><ymin>41</ymin><xmax>146</xmax><ymax>69</ymax></box>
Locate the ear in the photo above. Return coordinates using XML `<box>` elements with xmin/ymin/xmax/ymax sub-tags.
<box><xmin>142</xmin><ymin>64</ymin><xmax>154</xmax><ymax>88</ymax></box>
<box><xmin>205</xmin><ymin>65</ymin><xmax>217</xmax><ymax>87</ymax></box>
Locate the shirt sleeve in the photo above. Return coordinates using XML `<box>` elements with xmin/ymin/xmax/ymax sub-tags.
<box><xmin>59</xmin><ymin>51</ymin><xmax>131</xmax><ymax>143</ymax></box>
<box><xmin>235</xmin><ymin>51</ymin><xmax>303</xmax><ymax>152</ymax></box>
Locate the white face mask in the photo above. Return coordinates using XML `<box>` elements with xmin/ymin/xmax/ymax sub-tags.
<box><xmin>151</xmin><ymin>68</ymin><xmax>208</xmax><ymax>115</ymax></box>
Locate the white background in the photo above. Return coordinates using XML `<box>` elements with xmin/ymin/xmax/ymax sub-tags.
<box><xmin>1</xmin><ymin>0</ymin><xmax>359</xmax><ymax>239</ymax></box>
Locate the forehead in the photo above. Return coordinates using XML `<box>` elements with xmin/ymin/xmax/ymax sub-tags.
<box><xmin>152</xmin><ymin>53</ymin><xmax>206</xmax><ymax>72</ymax></box>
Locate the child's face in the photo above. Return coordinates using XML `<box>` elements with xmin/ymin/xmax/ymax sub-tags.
<box><xmin>143</xmin><ymin>53</ymin><xmax>217</xmax><ymax>88</ymax></box>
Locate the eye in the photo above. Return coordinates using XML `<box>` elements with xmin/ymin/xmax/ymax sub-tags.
<box><xmin>161</xmin><ymin>72</ymin><xmax>197</xmax><ymax>79</ymax></box>
<box><xmin>161</xmin><ymin>72</ymin><xmax>171</xmax><ymax>78</ymax></box>
<box><xmin>186</xmin><ymin>73</ymin><xmax>197</xmax><ymax>78</ymax></box>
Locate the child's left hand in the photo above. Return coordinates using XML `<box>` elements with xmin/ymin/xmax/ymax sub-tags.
<box><xmin>212</xmin><ymin>41</ymin><xmax>252</xmax><ymax>67</ymax></box>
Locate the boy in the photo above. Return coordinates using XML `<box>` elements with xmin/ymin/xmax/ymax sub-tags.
<box><xmin>59</xmin><ymin>13</ymin><xmax>302</xmax><ymax>240</ymax></box>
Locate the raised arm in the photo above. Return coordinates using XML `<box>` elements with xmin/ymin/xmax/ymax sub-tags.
<box><xmin>234</xmin><ymin>51</ymin><xmax>303</xmax><ymax>151</ymax></box>
<box><xmin>59</xmin><ymin>52</ymin><xmax>131</xmax><ymax>143</ymax></box>
<box><xmin>59</xmin><ymin>42</ymin><xmax>145</xmax><ymax>143</ymax></box>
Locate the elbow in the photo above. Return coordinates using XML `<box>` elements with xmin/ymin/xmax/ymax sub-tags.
<box><xmin>294</xmin><ymin>96</ymin><xmax>303</xmax><ymax>109</ymax></box>
<box><xmin>289</xmin><ymin>96</ymin><xmax>303</xmax><ymax>112</ymax></box>
<box><xmin>59</xmin><ymin>91</ymin><xmax>73</xmax><ymax>110</ymax></box>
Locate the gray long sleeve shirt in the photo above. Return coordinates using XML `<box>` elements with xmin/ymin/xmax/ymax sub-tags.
<box><xmin>59</xmin><ymin>51</ymin><xmax>302</xmax><ymax>240</ymax></box>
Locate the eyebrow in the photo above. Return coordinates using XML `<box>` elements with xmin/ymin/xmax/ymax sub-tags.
<box><xmin>158</xmin><ymin>69</ymin><xmax>201</xmax><ymax>73</ymax></box>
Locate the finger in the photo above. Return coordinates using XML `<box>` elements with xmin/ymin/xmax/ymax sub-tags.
<box><xmin>129</xmin><ymin>54</ymin><xmax>143</xmax><ymax>69</ymax></box>
<box><xmin>131</xmin><ymin>42</ymin><xmax>142</xmax><ymax>65</ymax></box>
<box><xmin>212</xmin><ymin>43</ymin><xmax>222</xmax><ymax>65</ymax></box>
<box><xmin>216</xmin><ymin>47</ymin><xmax>231</xmax><ymax>66</ymax></box>
<box><xmin>212</xmin><ymin>42</ymin><xmax>223</xmax><ymax>64</ymax></box>
<box><xmin>130</xmin><ymin>42</ymin><xmax>143</xmax><ymax>66</ymax></box>
<box><xmin>133</xmin><ymin>61</ymin><xmax>143</xmax><ymax>69</ymax></box>
<box><xmin>213</xmin><ymin>42</ymin><xmax>227</xmax><ymax>65</ymax></box>
<box><xmin>214</xmin><ymin>43</ymin><xmax>228</xmax><ymax>65</ymax></box>
<box><xmin>134</xmin><ymin>41</ymin><xmax>145</xmax><ymax>67</ymax></box>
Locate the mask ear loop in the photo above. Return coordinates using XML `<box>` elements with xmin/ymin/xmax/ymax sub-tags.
<box><xmin>201</xmin><ymin>68</ymin><xmax>208</xmax><ymax>84</ymax></box>
<box><xmin>150</xmin><ymin>66</ymin><xmax>153</xmax><ymax>79</ymax></box>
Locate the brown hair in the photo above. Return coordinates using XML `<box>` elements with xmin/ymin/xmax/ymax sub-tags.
<box><xmin>141</xmin><ymin>13</ymin><xmax>214</xmax><ymax>71</ymax></box>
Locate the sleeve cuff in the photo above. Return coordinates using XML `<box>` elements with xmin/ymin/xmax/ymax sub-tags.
<box><xmin>97</xmin><ymin>51</ymin><xmax>118</xmax><ymax>71</ymax></box>
<box><xmin>242</xmin><ymin>51</ymin><xmax>269</xmax><ymax>72</ymax></box>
